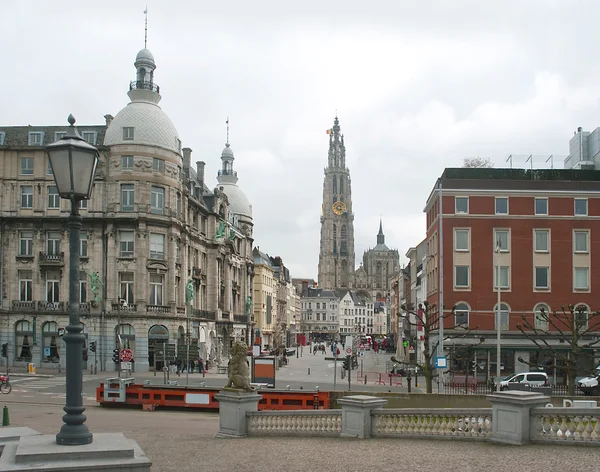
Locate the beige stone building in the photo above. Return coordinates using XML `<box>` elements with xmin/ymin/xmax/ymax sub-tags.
<box><xmin>0</xmin><ymin>46</ymin><xmax>253</xmax><ymax>372</ymax></box>
<box><xmin>252</xmin><ymin>248</ymin><xmax>275</xmax><ymax>349</ymax></box>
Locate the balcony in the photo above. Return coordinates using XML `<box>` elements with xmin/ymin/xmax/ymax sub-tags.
<box><xmin>191</xmin><ymin>309</ymin><xmax>216</xmax><ymax>321</ymax></box>
<box><xmin>111</xmin><ymin>303</ymin><xmax>138</xmax><ymax>312</ymax></box>
<box><xmin>39</xmin><ymin>252</ymin><xmax>64</xmax><ymax>265</ymax></box>
<box><xmin>221</xmin><ymin>312</ymin><xmax>230</xmax><ymax>321</ymax></box>
<box><xmin>37</xmin><ymin>301</ymin><xmax>65</xmax><ymax>312</ymax></box>
<box><xmin>12</xmin><ymin>300</ymin><xmax>35</xmax><ymax>312</ymax></box>
<box><xmin>147</xmin><ymin>305</ymin><xmax>172</xmax><ymax>315</ymax></box>
<box><xmin>217</xmin><ymin>169</ymin><xmax>238</xmax><ymax>178</ymax></box>
<box><xmin>233</xmin><ymin>314</ymin><xmax>249</xmax><ymax>324</ymax></box>
<box><xmin>129</xmin><ymin>80</ymin><xmax>160</xmax><ymax>93</ymax></box>
<box><xmin>177</xmin><ymin>306</ymin><xmax>186</xmax><ymax>315</ymax></box>
<box><xmin>67</xmin><ymin>302</ymin><xmax>90</xmax><ymax>314</ymax></box>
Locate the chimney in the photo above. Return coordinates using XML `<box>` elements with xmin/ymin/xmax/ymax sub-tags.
<box><xmin>196</xmin><ymin>161</ymin><xmax>205</xmax><ymax>185</ymax></box>
<box><xmin>104</xmin><ymin>114</ymin><xmax>114</xmax><ymax>127</ymax></box>
<box><xmin>302</xmin><ymin>281</ymin><xmax>308</xmax><ymax>294</ymax></box>
<box><xmin>182</xmin><ymin>148</ymin><xmax>192</xmax><ymax>174</ymax></box>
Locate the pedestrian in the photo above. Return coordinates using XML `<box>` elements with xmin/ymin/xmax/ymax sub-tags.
<box><xmin>189</xmin><ymin>359</ymin><xmax>195</xmax><ymax>373</ymax></box>
<box><xmin>198</xmin><ymin>358</ymin><xmax>204</xmax><ymax>374</ymax></box>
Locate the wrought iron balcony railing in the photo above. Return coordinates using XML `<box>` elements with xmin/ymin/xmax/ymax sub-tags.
<box><xmin>129</xmin><ymin>80</ymin><xmax>160</xmax><ymax>93</ymax></box>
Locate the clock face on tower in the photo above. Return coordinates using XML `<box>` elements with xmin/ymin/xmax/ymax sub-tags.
<box><xmin>332</xmin><ymin>201</ymin><xmax>347</xmax><ymax>215</ymax></box>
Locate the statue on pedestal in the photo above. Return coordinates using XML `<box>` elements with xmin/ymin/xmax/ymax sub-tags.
<box><xmin>225</xmin><ymin>341</ymin><xmax>254</xmax><ymax>391</ymax></box>
<box><xmin>215</xmin><ymin>221</ymin><xmax>226</xmax><ymax>239</ymax></box>
<box><xmin>186</xmin><ymin>279</ymin><xmax>195</xmax><ymax>304</ymax></box>
<box><xmin>85</xmin><ymin>271</ymin><xmax>103</xmax><ymax>302</ymax></box>
<box><xmin>245</xmin><ymin>296</ymin><xmax>252</xmax><ymax>315</ymax></box>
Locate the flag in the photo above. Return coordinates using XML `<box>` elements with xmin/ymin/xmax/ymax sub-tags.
<box><xmin>326</xmin><ymin>129</ymin><xmax>333</xmax><ymax>135</ymax></box>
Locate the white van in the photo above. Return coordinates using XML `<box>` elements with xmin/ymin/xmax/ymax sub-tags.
<box><xmin>500</xmin><ymin>372</ymin><xmax>549</xmax><ymax>391</ymax></box>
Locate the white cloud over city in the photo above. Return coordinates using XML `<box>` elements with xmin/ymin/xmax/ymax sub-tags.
<box><xmin>3</xmin><ymin>0</ymin><xmax>600</xmax><ymax>278</ymax></box>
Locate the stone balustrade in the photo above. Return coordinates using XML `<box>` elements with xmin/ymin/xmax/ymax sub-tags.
<box><xmin>247</xmin><ymin>410</ymin><xmax>342</xmax><ymax>436</ymax></box>
<box><xmin>531</xmin><ymin>407</ymin><xmax>600</xmax><ymax>443</ymax></box>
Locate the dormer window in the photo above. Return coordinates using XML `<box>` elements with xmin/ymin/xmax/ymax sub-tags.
<box><xmin>54</xmin><ymin>132</ymin><xmax>66</xmax><ymax>142</ymax></box>
<box><xmin>82</xmin><ymin>131</ymin><xmax>97</xmax><ymax>145</ymax></box>
<box><xmin>123</xmin><ymin>127</ymin><xmax>134</xmax><ymax>140</ymax></box>
<box><xmin>176</xmin><ymin>138</ymin><xmax>181</xmax><ymax>151</ymax></box>
<box><xmin>0</xmin><ymin>132</ymin><xmax>5</xmax><ymax>145</ymax></box>
<box><xmin>152</xmin><ymin>158</ymin><xmax>164</xmax><ymax>173</ymax></box>
<box><xmin>28</xmin><ymin>132</ymin><xmax>44</xmax><ymax>146</ymax></box>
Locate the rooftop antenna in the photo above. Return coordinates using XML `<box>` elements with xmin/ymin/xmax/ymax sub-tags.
<box><xmin>546</xmin><ymin>155</ymin><xmax>554</xmax><ymax>169</ymax></box>
<box><xmin>506</xmin><ymin>154</ymin><xmax>513</xmax><ymax>168</ymax></box>
<box><xmin>226</xmin><ymin>117</ymin><xmax>230</xmax><ymax>144</ymax></box>
<box><xmin>525</xmin><ymin>154</ymin><xmax>533</xmax><ymax>170</ymax></box>
<box><xmin>144</xmin><ymin>6</ymin><xmax>148</xmax><ymax>48</ymax></box>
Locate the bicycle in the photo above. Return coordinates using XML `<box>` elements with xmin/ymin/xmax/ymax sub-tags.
<box><xmin>0</xmin><ymin>374</ymin><xmax>11</xmax><ymax>394</ymax></box>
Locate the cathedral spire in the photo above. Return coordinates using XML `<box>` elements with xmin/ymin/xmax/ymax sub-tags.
<box><xmin>328</xmin><ymin>116</ymin><xmax>345</xmax><ymax>169</ymax></box>
<box><xmin>377</xmin><ymin>219</ymin><xmax>385</xmax><ymax>245</ymax></box>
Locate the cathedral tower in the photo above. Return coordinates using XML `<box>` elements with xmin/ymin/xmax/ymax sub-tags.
<box><xmin>317</xmin><ymin>117</ymin><xmax>355</xmax><ymax>289</ymax></box>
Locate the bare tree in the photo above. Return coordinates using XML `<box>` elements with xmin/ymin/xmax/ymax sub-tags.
<box><xmin>392</xmin><ymin>301</ymin><xmax>473</xmax><ymax>393</ymax></box>
<box><xmin>462</xmin><ymin>157</ymin><xmax>494</xmax><ymax>168</ymax></box>
<box><xmin>516</xmin><ymin>305</ymin><xmax>600</xmax><ymax>395</ymax></box>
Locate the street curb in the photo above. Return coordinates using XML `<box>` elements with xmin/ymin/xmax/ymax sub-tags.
<box><xmin>8</xmin><ymin>373</ymin><xmax>53</xmax><ymax>378</ymax></box>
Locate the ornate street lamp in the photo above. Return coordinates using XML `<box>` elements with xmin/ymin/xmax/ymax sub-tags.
<box><xmin>46</xmin><ymin>114</ymin><xmax>98</xmax><ymax>446</ymax></box>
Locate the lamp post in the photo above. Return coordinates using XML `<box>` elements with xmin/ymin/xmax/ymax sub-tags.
<box><xmin>46</xmin><ymin>114</ymin><xmax>98</xmax><ymax>446</ymax></box>
<box><xmin>495</xmin><ymin>240</ymin><xmax>502</xmax><ymax>392</ymax></box>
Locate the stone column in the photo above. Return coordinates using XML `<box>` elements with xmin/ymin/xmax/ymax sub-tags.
<box><xmin>338</xmin><ymin>395</ymin><xmax>388</xmax><ymax>439</ymax></box>
<box><xmin>487</xmin><ymin>390</ymin><xmax>550</xmax><ymax>445</ymax></box>
<box><xmin>214</xmin><ymin>390</ymin><xmax>262</xmax><ymax>438</ymax></box>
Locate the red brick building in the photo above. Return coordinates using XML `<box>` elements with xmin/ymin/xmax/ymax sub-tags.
<box><xmin>423</xmin><ymin>168</ymin><xmax>600</xmax><ymax>380</ymax></box>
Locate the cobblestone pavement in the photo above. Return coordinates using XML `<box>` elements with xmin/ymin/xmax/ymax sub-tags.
<box><xmin>2</xmin><ymin>401</ymin><xmax>596</xmax><ymax>472</ymax></box>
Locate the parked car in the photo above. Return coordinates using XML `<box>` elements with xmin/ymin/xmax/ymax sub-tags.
<box><xmin>577</xmin><ymin>374</ymin><xmax>600</xmax><ymax>396</ymax></box>
<box><xmin>499</xmin><ymin>372</ymin><xmax>549</xmax><ymax>391</ymax></box>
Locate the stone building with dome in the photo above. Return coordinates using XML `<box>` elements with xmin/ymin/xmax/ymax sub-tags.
<box><xmin>0</xmin><ymin>46</ymin><xmax>254</xmax><ymax>372</ymax></box>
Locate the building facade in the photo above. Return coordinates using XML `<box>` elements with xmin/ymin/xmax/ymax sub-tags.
<box><xmin>317</xmin><ymin>117</ymin><xmax>355</xmax><ymax>290</ymax></box>
<box><xmin>424</xmin><ymin>167</ymin><xmax>600</xmax><ymax>379</ymax></box>
<box><xmin>0</xmin><ymin>46</ymin><xmax>253</xmax><ymax>372</ymax></box>
<box><xmin>299</xmin><ymin>287</ymin><xmax>338</xmax><ymax>342</ymax></box>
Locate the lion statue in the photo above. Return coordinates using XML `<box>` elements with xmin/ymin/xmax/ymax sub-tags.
<box><xmin>225</xmin><ymin>341</ymin><xmax>255</xmax><ymax>391</ymax></box>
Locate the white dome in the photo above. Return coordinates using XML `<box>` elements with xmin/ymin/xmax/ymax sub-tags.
<box><xmin>221</xmin><ymin>144</ymin><xmax>234</xmax><ymax>158</ymax></box>
<box><xmin>219</xmin><ymin>182</ymin><xmax>252</xmax><ymax>218</ymax></box>
<box><xmin>104</xmin><ymin>101</ymin><xmax>181</xmax><ymax>153</ymax></box>
<box><xmin>135</xmin><ymin>48</ymin><xmax>155</xmax><ymax>64</ymax></box>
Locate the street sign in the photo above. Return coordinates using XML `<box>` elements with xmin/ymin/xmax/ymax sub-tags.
<box><xmin>435</xmin><ymin>356</ymin><xmax>448</xmax><ymax>368</ymax></box>
<box><xmin>345</xmin><ymin>347</ymin><xmax>352</xmax><ymax>355</ymax></box>
<box><xmin>58</xmin><ymin>328</ymin><xmax>65</xmax><ymax>337</ymax></box>
<box><xmin>120</xmin><ymin>348</ymin><xmax>133</xmax><ymax>362</ymax></box>
<box><xmin>120</xmin><ymin>361</ymin><xmax>132</xmax><ymax>371</ymax></box>
<box><xmin>359</xmin><ymin>351</ymin><xmax>365</xmax><ymax>358</ymax></box>
<box><xmin>409</xmin><ymin>346</ymin><xmax>415</xmax><ymax>353</ymax></box>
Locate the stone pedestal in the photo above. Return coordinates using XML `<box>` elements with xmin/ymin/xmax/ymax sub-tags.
<box><xmin>215</xmin><ymin>389</ymin><xmax>262</xmax><ymax>438</ymax></box>
<box><xmin>0</xmin><ymin>427</ymin><xmax>40</xmax><ymax>454</ymax></box>
<box><xmin>487</xmin><ymin>390</ymin><xmax>550</xmax><ymax>445</ymax></box>
<box><xmin>0</xmin><ymin>432</ymin><xmax>151</xmax><ymax>471</ymax></box>
<box><xmin>338</xmin><ymin>395</ymin><xmax>388</xmax><ymax>439</ymax></box>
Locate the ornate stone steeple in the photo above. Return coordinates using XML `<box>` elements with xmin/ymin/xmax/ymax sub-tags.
<box><xmin>317</xmin><ymin>117</ymin><xmax>355</xmax><ymax>289</ymax></box>
<box><xmin>377</xmin><ymin>219</ymin><xmax>385</xmax><ymax>245</ymax></box>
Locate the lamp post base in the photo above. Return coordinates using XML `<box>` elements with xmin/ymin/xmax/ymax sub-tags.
<box><xmin>56</xmin><ymin>424</ymin><xmax>93</xmax><ymax>446</ymax></box>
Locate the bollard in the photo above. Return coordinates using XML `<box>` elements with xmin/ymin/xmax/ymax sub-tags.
<box><xmin>308</xmin><ymin>367</ymin><xmax>310</xmax><ymax>376</ymax></box>
<box><xmin>2</xmin><ymin>406</ymin><xmax>9</xmax><ymax>426</ymax></box>
<box><xmin>364</xmin><ymin>375</ymin><xmax>367</xmax><ymax>385</ymax></box>
<box><xmin>407</xmin><ymin>375</ymin><xmax>412</xmax><ymax>393</ymax></box>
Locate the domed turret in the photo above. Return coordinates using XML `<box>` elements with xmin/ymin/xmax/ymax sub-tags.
<box><xmin>216</xmin><ymin>136</ymin><xmax>252</xmax><ymax>219</ymax></box>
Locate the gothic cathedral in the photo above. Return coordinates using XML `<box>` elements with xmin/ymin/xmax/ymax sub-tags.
<box><xmin>317</xmin><ymin>117</ymin><xmax>356</xmax><ymax>289</ymax></box>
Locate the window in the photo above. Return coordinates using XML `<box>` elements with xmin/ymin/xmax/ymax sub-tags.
<box><xmin>42</xmin><ymin>322</ymin><xmax>60</xmax><ymax>363</ymax></box>
<box><xmin>534</xmin><ymin>230</ymin><xmax>549</xmax><ymax>252</ymax></box>
<box><xmin>46</xmin><ymin>231</ymin><xmax>61</xmax><ymax>255</ymax></box>
<box><xmin>15</xmin><ymin>320</ymin><xmax>33</xmax><ymax>362</ymax></box>
<box><xmin>123</xmin><ymin>127</ymin><xmax>134</xmax><ymax>140</ymax></box>
<box><xmin>149</xmin><ymin>273</ymin><xmax>164</xmax><ymax>305</ymax></box>
<box><xmin>455</xmin><ymin>197</ymin><xmax>468</xmax><ymax>214</ymax></box>
<box><xmin>119</xmin><ymin>231</ymin><xmax>134</xmax><ymax>258</ymax></box>
<box><xmin>46</xmin><ymin>273</ymin><xmax>60</xmax><ymax>303</ymax></box>
<box><xmin>48</xmin><ymin>186</ymin><xmax>60</xmax><ymax>209</ymax></box>
<box><xmin>121</xmin><ymin>184</ymin><xmax>134</xmax><ymax>211</ymax></box>
<box><xmin>495</xmin><ymin>266</ymin><xmax>509</xmax><ymax>289</ymax></box>
<box><xmin>0</xmin><ymin>132</ymin><xmax>5</xmax><ymax>145</ymax></box>
<box><xmin>20</xmin><ymin>157</ymin><xmax>33</xmax><ymax>175</ymax></box>
<box><xmin>149</xmin><ymin>233</ymin><xmax>165</xmax><ymax>260</ymax></box>
<box><xmin>495</xmin><ymin>197</ymin><xmax>508</xmax><ymax>215</ymax></box>
<box><xmin>150</xmin><ymin>186</ymin><xmax>164</xmax><ymax>214</ymax></box>
<box><xmin>121</xmin><ymin>155</ymin><xmax>134</xmax><ymax>169</ymax></box>
<box><xmin>47</xmin><ymin>160</ymin><xmax>53</xmax><ymax>175</ymax></box>
<box><xmin>575</xmin><ymin>305</ymin><xmax>588</xmax><ymax>329</ymax></box>
<box><xmin>455</xmin><ymin>266</ymin><xmax>469</xmax><ymax>288</ymax></box>
<box><xmin>495</xmin><ymin>303</ymin><xmax>509</xmax><ymax>331</ymax></box>
<box><xmin>152</xmin><ymin>158</ymin><xmax>164</xmax><ymax>172</ymax></box>
<box><xmin>119</xmin><ymin>272</ymin><xmax>135</xmax><ymax>304</ymax></box>
<box><xmin>454</xmin><ymin>303</ymin><xmax>469</xmax><ymax>327</ymax></box>
<box><xmin>534</xmin><ymin>304</ymin><xmax>549</xmax><ymax>330</ymax></box>
<box><xmin>20</xmin><ymin>186</ymin><xmax>33</xmax><ymax>208</ymax></box>
<box><xmin>455</xmin><ymin>229</ymin><xmax>469</xmax><ymax>251</ymax></box>
<box><xmin>19</xmin><ymin>231</ymin><xmax>33</xmax><ymax>256</ymax></box>
<box><xmin>494</xmin><ymin>230</ymin><xmax>509</xmax><ymax>251</ymax></box>
<box><xmin>534</xmin><ymin>198</ymin><xmax>548</xmax><ymax>215</ymax></box>
<box><xmin>80</xmin><ymin>199</ymin><xmax>87</xmax><ymax>209</ymax></box>
<box><xmin>574</xmin><ymin>267</ymin><xmax>589</xmax><ymax>290</ymax></box>
<box><xmin>54</xmin><ymin>131</ymin><xmax>66</xmax><ymax>142</ymax></box>
<box><xmin>175</xmin><ymin>192</ymin><xmax>181</xmax><ymax>216</ymax></box>
<box><xmin>79</xmin><ymin>271</ymin><xmax>87</xmax><ymax>303</ymax></box>
<box><xmin>28</xmin><ymin>132</ymin><xmax>43</xmax><ymax>145</ymax></box>
<box><xmin>575</xmin><ymin>199</ymin><xmax>587</xmax><ymax>216</ymax></box>
<box><xmin>80</xmin><ymin>231</ymin><xmax>88</xmax><ymax>257</ymax></box>
<box><xmin>574</xmin><ymin>231</ymin><xmax>589</xmax><ymax>253</ymax></box>
<box><xmin>535</xmin><ymin>267</ymin><xmax>549</xmax><ymax>289</ymax></box>
<box><xmin>19</xmin><ymin>270</ymin><xmax>32</xmax><ymax>301</ymax></box>
<box><xmin>81</xmin><ymin>131</ymin><xmax>97</xmax><ymax>145</ymax></box>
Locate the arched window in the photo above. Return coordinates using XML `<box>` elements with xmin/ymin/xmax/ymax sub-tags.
<box><xmin>340</xmin><ymin>241</ymin><xmax>347</xmax><ymax>255</ymax></box>
<box><xmin>340</xmin><ymin>177</ymin><xmax>344</xmax><ymax>194</ymax></box>
<box><xmin>333</xmin><ymin>241</ymin><xmax>337</xmax><ymax>255</ymax></box>
<box><xmin>42</xmin><ymin>321</ymin><xmax>59</xmax><ymax>363</ymax></box>
<box><xmin>534</xmin><ymin>304</ymin><xmax>549</xmax><ymax>330</ymax></box>
<box><xmin>341</xmin><ymin>225</ymin><xmax>347</xmax><ymax>239</ymax></box>
<box><xmin>575</xmin><ymin>304</ymin><xmax>589</xmax><ymax>330</ymax></box>
<box><xmin>454</xmin><ymin>303</ymin><xmax>469</xmax><ymax>327</ymax></box>
<box><xmin>333</xmin><ymin>224</ymin><xmax>337</xmax><ymax>239</ymax></box>
<box><xmin>332</xmin><ymin>176</ymin><xmax>337</xmax><ymax>194</ymax></box>
<box><xmin>15</xmin><ymin>320</ymin><xmax>33</xmax><ymax>362</ymax></box>
<box><xmin>494</xmin><ymin>303</ymin><xmax>510</xmax><ymax>331</ymax></box>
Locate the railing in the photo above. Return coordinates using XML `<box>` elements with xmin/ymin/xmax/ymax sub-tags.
<box><xmin>247</xmin><ymin>411</ymin><xmax>342</xmax><ymax>437</ymax></box>
<box><xmin>176</xmin><ymin>306</ymin><xmax>186</xmax><ymax>315</ymax></box>
<box><xmin>444</xmin><ymin>382</ymin><xmax>588</xmax><ymax>396</ymax></box>
<box><xmin>129</xmin><ymin>80</ymin><xmax>160</xmax><ymax>93</ymax></box>
<box><xmin>12</xmin><ymin>300</ymin><xmax>35</xmax><ymax>312</ymax></box>
<box><xmin>221</xmin><ymin>312</ymin><xmax>230</xmax><ymax>320</ymax></box>
<box><xmin>67</xmin><ymin>302</ymin><xmax>90</xmax><ymax>313</ymax></box>
<box><xmin>233</xmin><ymin>314</ymin><xmax>248</xmax><ymax>323</ymax></box>
<box><xmin>147</xmin><ymin>305</ymin><xmax>172</xmax><ymax>315</ymax></box>
<box><xmin>39</xmin><ymin>252</ymin><xmax>64</xmax><ymax>263</ymax></box>
<box><xmin>217</xmin><ymin>169</ymin><xmax>238</xmax><ymax>178</ymax></box>
<box><xmin>372</xmin><ymin>408</ymin><xmax>493</xmax><ymax>440</ymax></box>
<box><xmin>112</xmin><ymin>303</ymin><xmax>138</xmax><ymax>312</ymax></box>
<box><xmin>530</xmin><ymin>407</ymin><xmax>600</xmax><ymax>444</ymax></box>
<box><xmin>37</xmin><ymin>301</ymin><xmax>65</xmax><ymax>312</ymax></box>
<box><xmin>191</xmin><ymin>309</ymin><xmax>216</xmax><ymax>321</ymax></box>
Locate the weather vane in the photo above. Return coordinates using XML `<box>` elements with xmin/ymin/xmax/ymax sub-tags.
<box><xmin>144</xmin><ymin>6</ymin><xmax>148</xmax><ymax>48</ymax></box>
<box><xmin>226</xmin><ymin>117</ymin><xmax>230</xmax><ymax>144</ymax></box>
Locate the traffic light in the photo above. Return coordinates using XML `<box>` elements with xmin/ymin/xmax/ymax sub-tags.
<box><xmin>90</xmin><ymin>341</ymin><xmax>96</xmax><ymax>353</ymax></box>
<box><xmin>112</xmin><ymin>349</ymin><xmax>120</xmax><ymax>364</ymax></box>
<box><xmin>342</xmin><ymin>356</ymin><xmax>350</xmax><ymax>371</ymax></box>
<box><xmin>403</xmin><ymin>340</ymin><xmax>408</xmax><ymax>347</ymax></box>
<box><xmin>1</xmin><ymin>343</ymin><xmax>7</xmax><ymax>358</ymax></box>
<box><xmin>471</xmin><ymin>361</ymin><xmax>477</xmax><ymax>371</ymax></box>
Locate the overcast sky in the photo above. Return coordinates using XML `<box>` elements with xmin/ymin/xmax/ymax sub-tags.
<box><xmin>3</xmin><ymin>1</ymin><xmax>600</xmax><ymax>279</ymax></box>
